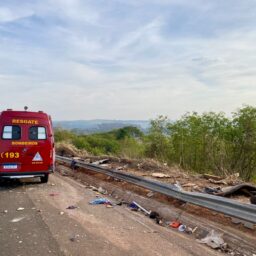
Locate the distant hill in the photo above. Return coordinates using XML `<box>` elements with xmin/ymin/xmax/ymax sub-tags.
<box><xmin>53</xmin><ymin>120</ymin><xmax>150</xmax><ymax>134</ymax></box>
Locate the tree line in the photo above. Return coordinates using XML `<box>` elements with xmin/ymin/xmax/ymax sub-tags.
<box><xmin>55</xmin><ymin>106</ymin><xmax>256</xmax><ymax>181</ymax></box>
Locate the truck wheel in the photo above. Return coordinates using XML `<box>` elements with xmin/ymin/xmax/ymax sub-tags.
<box><xmin>40</xmin><ymin>174</ymin><xmax>49</xmax><ymax>183</ymax></box>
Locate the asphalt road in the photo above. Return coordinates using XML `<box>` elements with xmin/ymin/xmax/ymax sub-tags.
<box><xmin>0</xmin><ymin>173</ymin><xmax>222</xmax><ymax>256</ymax></box>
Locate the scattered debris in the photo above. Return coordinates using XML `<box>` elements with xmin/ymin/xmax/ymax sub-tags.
<box><xmin>192</xmin><ymin>227</ymin><xmax>198</xmax><ymax>233</ymax></box>
<box><xmin>59</xmin><ymin>168</ymin><xmax>70</xmax><ymax>176</ymax></box>
<box><xmin>207</xmin><ymin>173</ymin><xmax>240</xmax><ymax>186</ymax></box>
<box><xmin>71</xmin><ymin>159</ymin><xmax>78</xmax><ymax>170</ymax></box>
<box><xmin>129</xmin><ymin>202</ymin><xmax>139</xmax><ymax>211</ymax></box>
<box><xmin>203</xmin><ymin>187</ymin><xmax>222</xmax><ymax>195</ymax></box>
<box><xmin>184</xmin><ymin>227</ymin><xmax>193</xmax><ymax>234</ymax></box>
<box><xmin>155</xmin><ymin>217</ymin><xmax>163</xmax><ymax>225</ymax></box>
<box><xmin>60</xmin><ymin>211</ymin><xmax>64</xmax><ymax>215</ymax></box>
<box><xmin>170</xmin><ymin>221</ymin><xmax>181</xmax><ymax>228</ymax></box>
<box><xmin>198</xmin><ymin>230</ymin><xmax>227</xmax><ymax>250</ymax></box>
<box><xmin>69</xmin><ymin>234</ymin><xmax>80</xmax><ymax>242</ymax></box>
<box><xmin>149</xmin><ymin>211</ymin><xmax>160</xmax><ymax>219</ymax></box>
<box><xmin>92</xmin><ymin>159</ymin><xmax>109</xmax><ymax>165</ymax></box>
<box><xmin>3</xmin><ymin>210</ymin><xmax>8</xmax><ymax>214</ymax></box>
<box><xmin>49</xmin><ymin>193</ymin><xmax>59</xmax><ymax>196</ymax></box>
<box><xmin>16</xmin><ymin>207</ymin><xmax>24</xmax><ymax>211</ymax></box>
<box><xmin>97</xmin><ymin>187</ymin><xmax>107</xmax><ymax>195</ymax></box>
<box><xmin>178</xmin><ymin>224</ymin><xmax>186</xmax><ymax>232</ymax></box>
<box><xmin>216</xmin><ymin>183</ymin><xmax>256</xmax><ymax>197</ymax></box>
<box><xmin>11</xmin><ymin>217</ymin><xmax>25</xmax><ymax>223</ymax></box>
<box><xmin>89</xmin><ymin>186</ymin><xmax>98</xmax><ymax>191</ymax></box>
<box><xmin>149</xmin><ymin>211</ymin><xmax>163</xmax><ymax>225</ymax></box>
<box><xmin>202</xmin><ymin>174</ymin><xmax>224</xmax><ymax>181</ymax></box>
<box><xmin>174</xmin><ymin>182</ymin><xmax>183</xmax><ymax>191</ymax></box>
<box><xmin>146</xmin><ymin>191</ymin><xmax>154</xmax><ymax>198</ymax></box>
<box><xmin>100</xmin><ymin>164</ymin><xmax>110</xmax><ymax>168</ymax></box>
<box><xmin>89</xmin><ymin>198</ymin><xmax>112</xmax><ymax>205</ymax></box>
<box><xmin>250</xmin><ymin>195</ymin><xmax>256</xmax><ymax>204</ymax></box>
<box><xmin>131</xmin><ymin>201</ymin><xmax>151</xmax><ymax>215</ymax></box>
<box><xmin>151</xmin><ymin>173</ymin><xmax>171</xmax><ymax>178</ymax></box>
<box><xmin>116</xmin><ymin>166</ymin><xmax>126</xmax><ymax>171</ymax></box>
<box><xmin>182</xmin><ymin>183</ymin><xmax>197</xmax><ymax>188</ymax></box>
<box><xmin>66</xmin><ymin>205</ymin><xmax>78</xmax><ymax>210</ymax></box>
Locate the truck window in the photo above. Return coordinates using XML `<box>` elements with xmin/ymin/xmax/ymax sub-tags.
<box><xmin>2</xmin><ymin>125</ymin><xmax>21</xmax><ymax>140</ymax></box>
<box><xmin>29</xmin><ymin>126</ymin><xmax>46</xmax><ymax>140</ymax></box>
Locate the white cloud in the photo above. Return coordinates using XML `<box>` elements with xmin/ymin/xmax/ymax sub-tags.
<box><xmin>0</xmin><ymin>7</ymin><xmax>34</xmax><ymax>23</ymax></box>
<box><xmin>0</xmin><ymin>0</ymin><xmax>256</xmax><ymax>120</ymax></box>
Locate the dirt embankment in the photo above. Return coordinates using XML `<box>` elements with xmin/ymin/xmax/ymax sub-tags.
<box><xmin>56</xmin><ymin>142</ymin><xmax>256</xmax><ymax>205</ymax></box>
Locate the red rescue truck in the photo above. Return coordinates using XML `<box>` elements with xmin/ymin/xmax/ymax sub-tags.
<box><xmin>0</xmin><ymin>109</ymin><xmax>55</xmax><ymax>183</ymax></box>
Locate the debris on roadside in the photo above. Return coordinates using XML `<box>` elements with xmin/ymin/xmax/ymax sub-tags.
<box><xmin>250</xmin><ymin>195</ymin><xmax>256</xmax><ymax>204</ymax></box>
<box><xmin>129</xmin><ymin>202</ymin><xmax>139</xmax><ymax>211</ymax></box>
<box><xmin>71</xmin><ymin>159</ymin><xmax>78</xmax><ymax>171</ymax></box>
<box><xmin>66</xmin><ymin>205</ymin><xmax>78</xmax><ymax>210</ymax></box>
<box><xmin>206</xmin><ymin>173</ymin><xmax>241</xmax><ymax>186</ymax></box>
<box><xmin>184</xmin><ymin>227</ymin><xmax>193</xmax><ymax>234</ymax></box>
<box><xmin>116</xmin><ymin>165</ymin><xmax>127</xmax><ymax>171</ymax></box>
<box><xmin>198</xmin><ymin>230</ymin><xmax>227</xmax><ymax>250</ymax></box>
<box><xmin>97</xmin><ymin>187</ymin><xmax>107</xmax><ymax>195</ymax></box>
<box><xmin>203</xmin><ymin>187</ymin><xmax>222</xmax><ymax>195</ymax></box>
<box><xmin>49</xmin><ymin>192</ymin><xmax>59</xmax><ymax>197</ymax></box>
<box><xmin>181</xmin><ymin>183</ymin><xmax>197</xmax><ymax>188</ymax></box>
<box><xmin>149</xmin><ymin>211</ymin><xmax>160</xmax><ymax>219</ymax></box>
<box><xmin>174</xmin><ymin>182</ymin><xmax>183</xmax><ymax>191</ymax></box>
<box><xmin>92</xmin><ymin>159</ymin><xmax>109</xmax><ymax>165</ymax></box>
<box><xmin>169</xmin><ymin>221</ymin><xmax>181</xmax><ymax>229</ymax></box>
<box><xmin>146</xmin><ymin>191</ymin><xmax>154</xmax><ymax>198</ymax></box>
<box><xmin>178</xmin><ymin>224</ymin><xmax>186</xmax><ymax>232</ymax></box>
<box><xmin>149</xmin><ymin>211</ymin><xmax>163</xmax><ymax>225</ymax></box>
<box><xmin>201</xmin><ymin>174</ymin><xmax>224</xmax><ymax>181</ymax></box>
<box><xmin>11</xmin><ymin>217</ymin><xmax>25</xmax><ymax>223</ymax></box>
<box><xmin>60</xmin><ymin>169</ymin><xmax>70</xmax><ymax>176</ymax></box>
<box><xmin>116</xmin><ymin>201</ymin><xmax>123</xmax><ymax>206</ymax></box>
<box><xmin>216</xmin><ymin>183</ymin><xmax>256</xmax><ymax>197</ymax></box>
<box><xmin>131</xmin><ymin>201</ymin><xmax>151</xmax><ymax>215</ymax></box>
<box><xmin>151</xmin><ymin>173</ymin><xmax>171</xmax><ymax>178</ymax></box>
<box><xmin>89</xmin><ymin>198</ymin><xmax>112</xmax><ymax>205</ymax></box>
<box><xmin>69</xmin><ymin>234</ymin><xmax>80</xmax><ymax>242</ymax></box>
<box><xmin>89</xmin><ymin>185</ymin><xmax>98</xmax><ymax>191</ymax></box>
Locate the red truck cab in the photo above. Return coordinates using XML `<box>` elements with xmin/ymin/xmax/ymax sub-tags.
<box><xmin>0</xmin><ymin>109</ymin><xmax>55</xmax><ymax>183</ymax></box>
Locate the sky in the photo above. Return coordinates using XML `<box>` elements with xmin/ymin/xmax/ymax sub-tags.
<box><xmin>0</xmin><ymin>0</ymin><xmax>256</xmax><ymax>120</ymax></box>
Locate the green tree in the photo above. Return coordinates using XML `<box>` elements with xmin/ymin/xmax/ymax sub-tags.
<box><xmin>230</xmin><ymin>106</ymin><xmax>256</xmax><ymax>180</ymax></box>
<box><xmin>145</xmin><ymin>116</ymin><xmax>173</xmax><ymax>162</ymax></box>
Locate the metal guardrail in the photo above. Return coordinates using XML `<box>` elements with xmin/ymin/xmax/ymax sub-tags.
<box><xmin>56</xmin><ymin>155</ymin><xmax>256</xmax><ymax>224</ymax></box>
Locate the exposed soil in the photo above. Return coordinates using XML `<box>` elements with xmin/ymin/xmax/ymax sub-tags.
<box><xmin>58</xmin><ymin>149</ymin><xmax>255</xmax><ymax>205</ymax></box>
<box><xmin>55</xmin><ymin>164</ymin><xmax>256</xmax><ymax>255</ymax></box>
<box><xmin>0</xmin><ymin>174</ymin><xmax>226</xmax><ymax>256</ymax></box>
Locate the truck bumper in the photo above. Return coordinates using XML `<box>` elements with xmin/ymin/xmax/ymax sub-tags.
<box><xmin>0</xmin><ymin>171</ymin><xmax>52</xmax><ymax>179</ymax></box>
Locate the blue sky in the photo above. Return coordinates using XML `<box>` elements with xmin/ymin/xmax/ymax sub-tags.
<box><xmin>0</xmin><ymin>0</ymin><xmax>256</xmax><ymax>120</ymax></box>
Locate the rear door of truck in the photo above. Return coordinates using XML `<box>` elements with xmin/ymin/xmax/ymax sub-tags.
<box><xmin>20</xmin><ymin>117</ymin><xmax>52</xmax><ymax>173</ymax></box>
<box><xmin>0</xmin><ymin>117</ymin><xmax>23</xmax><ymax>173</ymax></box>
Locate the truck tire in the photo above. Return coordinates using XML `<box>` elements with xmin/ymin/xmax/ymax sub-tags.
<box><xmin>40</xmin><ymin>174</ymin><xmax>49</xmax><ymax>183</ymax></box>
